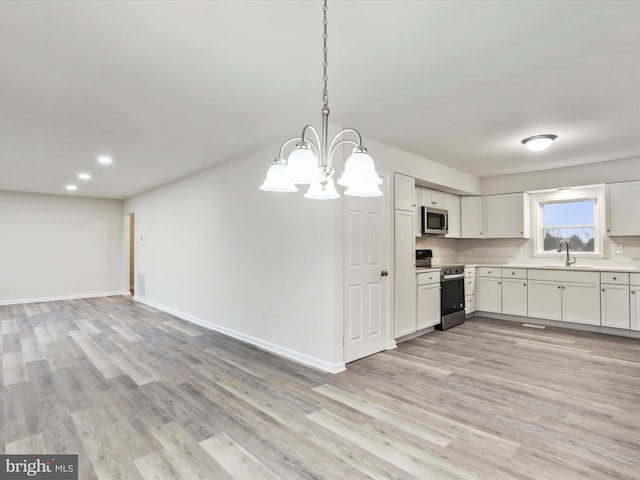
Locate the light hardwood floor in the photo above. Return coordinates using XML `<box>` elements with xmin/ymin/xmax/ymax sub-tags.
<box><xmin>1</xmin><ymin>296</ymin><xmax>639</xmax><ymax>479</ymax></box>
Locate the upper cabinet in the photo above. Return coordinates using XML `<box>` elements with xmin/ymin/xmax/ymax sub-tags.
<box><xmin>606</xmin><ymin>181</ymin><xmax>640</xmax><ymax>236</ymax></box>
<box><xmin>461</xmin><ymin>196</ymin><xmax>485</xmax><ymax>238</ymax></box>
<box><xmin>443</xmin><ymin>192</ymin><xmax>461</xmax><ymax>238</ymax></box>
<box><xmin>485</xmin><ymin>193</ymin><xmax>530</xmax><ymax>239</ymax></box>
<box><xmin>461</xmin><ymin>193</ymin><xmax>530</xmax><ymax>239</ymax></box>
<box><xmin>394</xmin><ymin>173</ymin><xmax>416</xmax><ymax>212</ymax></box>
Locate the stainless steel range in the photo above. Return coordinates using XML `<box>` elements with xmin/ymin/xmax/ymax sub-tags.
<box><xmin>416</xmin><ymin>250</ymin><xmax>465</xmax><ymax>330</ymax></box>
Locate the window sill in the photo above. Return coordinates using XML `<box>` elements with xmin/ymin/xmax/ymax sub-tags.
<box><xmin>533</xmin><ymin>252</ymin><xmax>605</xmax><ymax>259</ymax></box>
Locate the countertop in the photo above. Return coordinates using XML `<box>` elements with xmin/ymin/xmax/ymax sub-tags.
<box><xmin>416</xmin><ymin>264</ymin><xmax>639</xmax><ymax>273</ymax></box>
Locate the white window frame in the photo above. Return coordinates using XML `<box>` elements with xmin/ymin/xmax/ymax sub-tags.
<box><xmin>530</xmin><ymin>186</ymin><xmax>605</xmax><ymax>258</ymax></box>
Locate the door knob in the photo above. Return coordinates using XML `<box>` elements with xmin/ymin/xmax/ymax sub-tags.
<box><xmin>381</xmin><ymin>270</ymin><xmax>388</xmax><ymax>277</ymax></box>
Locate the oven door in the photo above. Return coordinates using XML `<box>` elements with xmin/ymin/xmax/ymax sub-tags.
<box><xmin>441</xmin><ymin>274</ymin><xmax>465</xmax><ymax>316</ymax></box>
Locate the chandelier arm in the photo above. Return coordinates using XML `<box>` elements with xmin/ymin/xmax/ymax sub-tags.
<box><xmin>327</xmin><ymin>128</ymin><xmax>363</xmax><ymax>161</ymax></box>
<box><xmin>278</xmin><ymin>137</ymin><xmax>303</xmax><ymax>159</ymax></box>
<box><xmin>327</xmin><ymin>138</ymin><xmax>359</xmax><ymax>167</ymax></box>
<box><xmin>301</xmin><ymin>125</ymin><xmax>322</xmax><ymax>149</ymax></box>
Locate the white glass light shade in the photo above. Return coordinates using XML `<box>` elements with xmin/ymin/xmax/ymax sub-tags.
<box><xmin>337</xmin><ymin>150</ymin><xmax>382</xmax><ymax>187</ymax></box>
<box><xmin>259</xmin><ymin>163</ymin><xmax>298</xmax><ymax>192</ymax></box>
<box><xmin>522</xmin><ymin>134</ymin><xmax>557</xmax><ymax>152</ymax></box>
<box><xmin>286</xmin><ymin>145</ymin><xmax>321</xmax><ymax>184</ymax></box>
<box><xmin>304</xmin><ymin>177</ymin><xmax>340</xmax><ymax>200</ymax></box>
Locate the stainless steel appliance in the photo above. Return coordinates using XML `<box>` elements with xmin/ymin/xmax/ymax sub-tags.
<box><xmin>436</xmin><ymin>265</ymin><xmax>465</xmax><ymax>330</ymax></box>
<box><xmin>420</xmin><ymin>206</ymin><xmax>448</xmax><ymax>236</ymax></box>
<box><xmin>415</xmin><ymin>250</ymin><xmax>465</xmax><ymax>330</ymax></box>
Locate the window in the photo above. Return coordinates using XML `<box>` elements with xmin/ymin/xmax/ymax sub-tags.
<box><xmin>531</xmin><ymin>186</ymin><xmax>605</xmax><ymax>256</ymax></box>
<box><xmin>542</xmin><ymin>200</ymin><xmax>595</xmax><ymax>252</ymax></box>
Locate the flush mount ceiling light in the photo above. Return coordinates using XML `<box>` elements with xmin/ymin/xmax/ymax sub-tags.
<box><xmin>260</xmin><ymin>0</ymin><xmax>382</xmax><ymax>199</ymax></box>
<box><xmin>521</xmin><ymin>134</ymin><xmax>557</xmax><ymax>152</ymax></box>
<box><xmin>66</xmin><ymin>184</ymin><xmax>77</xmax><ymax>191</ymax></box>
<box><xmin>97</xmin><ymin>155</ymin><xmax>113</xmax><ymax>165</ymax></box>
<box><xmin>78</xmin><ymin>173</ymin><xmax>91</xmax><ymax>180</ymax></box>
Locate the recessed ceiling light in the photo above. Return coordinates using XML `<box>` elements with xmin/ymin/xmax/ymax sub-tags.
<box><xmin>78</xmin><ymin>173</ymin><xmax>91</xmax><ymax>180</ymax></box>
<box><xmin>98</xmin><ymin>155</ymin><xmax>113</xmax><ymax>165</ymax></box>
<box><xmin>521</xmin><ymin>134</ymin><xmax>557</xmax><ymax>152</ymax></box>
<box><xmin>66</xmin><ymin>184</ymin><xmax>78</xmax><ymax>191</ymax></box>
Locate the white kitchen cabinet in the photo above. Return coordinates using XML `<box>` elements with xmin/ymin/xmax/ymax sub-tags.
<box><xmin>631</xmin><ymin>275</ymin><xmax>640</xmax><ymax>331</ymax></box>
<box><xmin>563</xmin><ymin>282</ymin><xmax>600</xmax><ymax>325</ymax></box>
<box><xmin>464</xmin><ymin>267</ymin><xmax>476</xmax><ymax>315</ymax></box>
<box><xmin>485</xmin><ymin>193</ymin><xmax>530</xmax><ymax>239</ymax></box>
<box><xmin>417</xmin><ymin>274</ymin><xmax>441</xmax><ymax>329</ymax></box>
<box><xmin>478</xmin><ymin>277</ymin><xmax>501</xmax><ymax>313</ymax></box>
<box><xmin>528</xmin><ymin>279</ymin><xmax>562</xmax><ymax>321</ymax></box>
<box><xmin>395</xmin><ymin>209</ymin><xmax>417</xmax><ymax>337</ymax></box>
<box><xmin>600</xmin><ymin>273</ymin><xmax>630</xmax><ymax>329</ymax></box>
<box><xmin>606</xmin><ymin>181</ymin><xmax>640</xmax><ymax>236</ymax></box>
<box><xmin>502</xmin><ymin>278</ymin><xmax>528</xmax><ymax>316</ymax></box>
<box><xmin>443</xmin><ymin>192</ymin><xmax>461</xmax><ymax>238</ymax></box>
<box><xmin>394</xmin><ymin>173</ymin><xmax>416</xmax><ymax>212</ymax></box>
<box><xmin>421</xmin><ymin>188</ymin><xmax>446</xmax><ymax>208</ymax></box>
<box><xmin>527</xmin><ymin>269</ymin><xmax>600</xmax><ymax>325</ymax></box>
<box><xmin>461</xmin><ymin>196</ymin><xmax>485</xmax><ymax>238</ymax></box>
<box><xmin>414</xmin><ymin>187</ymin><xmax>423</xmax><ymax>236</ymax></box>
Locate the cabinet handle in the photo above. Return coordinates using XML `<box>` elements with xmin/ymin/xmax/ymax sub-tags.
<box><xmin>607</xmin><ymin>228</ymin><xmax>611</xmax><ymax>232</ymax></box>
<box><xmin>632</xmin><ymin>291</ymin><xmax>636</xmax><ymax>295</ymax></box>
<box><xmin>498</xmin><ymin>281</ymin><xmax>501</xmax><ymax>285</ymax></box>
<box><xmin>512</xmin><ymin>272</ymin><xmax>515</xmax><ymax>275</ymax></box>
<box><xmin>557</xmin><ymin>285</ymin><xmax>561</xmax><ymax>289</ymax></box>
<box><xmin>602</xmin><ymin>288</ymin><xmax>605</xmax><ymax>292</ymax></box>
<box><xmin>613</xmin><ymin>277</ymin><xmax>617</xmax><ymax>281</ymax></box>
<box><xmin>523</xmin><ymin>283</ymin><xmax>527</xmax><ymax>287</ymax></box>
<box><xmin>562</xmin><ymin>286</ymin><xmax>566</xmax><ymax>290</ymax></box>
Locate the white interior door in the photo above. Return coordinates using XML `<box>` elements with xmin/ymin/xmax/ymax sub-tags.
<box><xmin>344</xmin><ymin>188</ymin><xmax>388</xmax><ymax>363</ymax></box>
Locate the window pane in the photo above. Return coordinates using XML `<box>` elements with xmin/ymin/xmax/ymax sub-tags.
<box><xmin>543</xmin><ymin>228</ymin><xmax>595</xmax><ymax>252</ymax></box>
<box><xmin>543</xmin><ymin>201</ymin><xmax>594</xmax><ymax>226</ymax></box>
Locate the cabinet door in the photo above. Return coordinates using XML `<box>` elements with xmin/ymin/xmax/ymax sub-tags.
<box><xmin>478</xmin><ymin>277</ymin><xmax>501</xmax><ymax>313</ymax></box>
<box><xmin>394</xmin><ymin>210</ymin><xmax>417</xmax><ymax>337</ymax></box>
<box><xmin>601</xmin><ymin>284</ymin><xmax>630</xmax><ymax>329</ymax></box>
<box><xmin>444</xmin><ymin>192</ymin><xmax>461</xmax><ymax>238</ymax></box>
<box><xmin>562</xmin><ymin>282</ymin><xmax>600</xmax><ymax>325</ymax></box>
<box><xmin>394</xmin><ymin>173</ymin><xmax>416</xmax><ymax>212</ymax></box>
<box><xmin>465</xmin><ymin>294</ymin><xmax>476</xmax><ymax>314</ymax></box>
<box><xmin>528</xmin><ymin>280</ymin><xmax>562</xmax><ymax>321</ymax></box>
<box><xmin>631</xmin><ymin>287</ymin><xmax>640</xmax><ymax>331</ymax></box>
<box><xmin>461</xmin><ymin>196</ymin><xmax>485</xmax><ymax>238</ymax></box>
<box><xmin>414</xmin><ymin>187</ymin><xmax>423</xmax><ymax>236</ymax></box>
<box><xmin>485</xmin><ymin>193</ymin><xmax>530</xmax><ymax>239</ymax></box>
<box><xmin>417</xmin><ymin>283</ymin><xmax>441</xmax><ymax>329</ymax></box>
<box><xmin>606</xmin><ymin>181</ymin><xmax>640</xmax><ymax>236</ymax></box>
<box><xmin>502</xmin><ymin>278</ymin><xmax>528</xmax><ymax>316</ymax></box>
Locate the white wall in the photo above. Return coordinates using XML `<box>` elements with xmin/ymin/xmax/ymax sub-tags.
<box><xmin>125</xmin><ymin>143</ymin><xmax>345</xmax><ymax>372</ymax></box>
<box><xmin>481</xmin><ymin>157</ymin><xmax>640</xmax><ymax>194</ymax></box>
<box><xmin>0</xmin><ymin>191</ymin><xmax>125</xmax><ymax>303</ymax></box>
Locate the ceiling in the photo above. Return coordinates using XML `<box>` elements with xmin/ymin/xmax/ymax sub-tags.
<box><xmin>1</xmin><ymin>1</ymin><xmax>640</xmax><ymax>199</ymax></box>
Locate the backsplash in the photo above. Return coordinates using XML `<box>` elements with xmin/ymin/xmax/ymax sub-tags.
<box><xmin>416</xmin><ymin>235</ymin><xmax>640</xmax><ymax>268</ymax></box>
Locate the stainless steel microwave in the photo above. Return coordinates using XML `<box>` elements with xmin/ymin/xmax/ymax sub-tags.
<box><xmin>421</xmin><ymin>206</ymin><xmax>448</xmax><ymax>235</ymax></box>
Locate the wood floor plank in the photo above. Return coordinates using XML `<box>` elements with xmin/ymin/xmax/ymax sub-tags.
<box><xmin>1</xmin><ymin>297</ymin><xmax>639</xmax><ymax>480</ymax></box>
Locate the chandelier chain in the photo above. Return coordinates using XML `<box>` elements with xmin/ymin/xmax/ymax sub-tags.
<box><xmin>322</xmin><ymin>0</ymin><xmax>328</xmax><ymax>109</ymax></box>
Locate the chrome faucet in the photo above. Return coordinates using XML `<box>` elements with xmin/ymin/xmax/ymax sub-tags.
<box><xmin>557</xmin><ymin>240</ymin><xmax>576</xmax><ymax>267</ymax></box>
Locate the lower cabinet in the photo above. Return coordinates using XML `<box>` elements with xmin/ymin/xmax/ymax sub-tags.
<box><xmin>629</xmin><ymin>280</ymin><xmax>640</xmax><ymax>330</ymax></box>
<box><xmin>502</xmin><ymin>278</ymin><xmax>528</xmax><ymax>316</ymax></box>
<box><xmin>527</xmin><ymin>280</ymin><xmax>562</xmax><ymax>321</ymax></box>
<box><xmin>478</xmin><ymin>267</ymin><xmax>501</xmax><ymax>313</ymax></box>
<box><xmin>417</xmin><ymin>282</ymin><xmax>441</xmax><ymax>329</ymax></box>
<box><xmin>464</xmin><ymin>267</ymin><xmax>476</xmax><ymax>314</ymax></box>
<box><xmin>601</xmin><ymin>273</ymin><xmax>630</xmax><ymax>329</ymax></box>
<box><xmin>563</xmin><ymin>282</ymin><xmax>600</xmax><ymax>326</ymax></box>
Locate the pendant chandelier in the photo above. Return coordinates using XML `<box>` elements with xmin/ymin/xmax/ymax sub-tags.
<box><xmin>260</xmin><ymin>0</ymin><xmax>382</xmax><ymax>199</ymax></box>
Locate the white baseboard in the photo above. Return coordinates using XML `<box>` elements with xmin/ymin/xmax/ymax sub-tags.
<box><xmin>0</xmin><ymin>291</ymin><xmax>130</xmax><ymax>306</ymax></box>
<box><xmin>133</xmin><ymin>296</ymin><xmax>346</xmax><ymax>374</ymax></box>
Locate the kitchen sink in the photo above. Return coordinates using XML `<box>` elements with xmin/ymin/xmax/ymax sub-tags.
<box><xmin>541</xmin><ymin>265</ymin><xmax>594</xmax><ymax>269</ymax></box>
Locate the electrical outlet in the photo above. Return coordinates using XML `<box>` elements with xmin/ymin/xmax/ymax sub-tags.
<box><xmin>612</xmin><ymin>243</ymin><xmax>624</xmax><ymax>254</ymax></box>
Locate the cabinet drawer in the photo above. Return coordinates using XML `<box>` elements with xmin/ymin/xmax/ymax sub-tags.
<box><xmin>631</xmin><ymin>273</ymin><xmax>640</xmax><ymax>285</ymax></box>
<box><xmin>464</xmin><ymin>267</ymin><xmax>476</xmax><ymax>278</ymax></box>
<box><xmin>478</xmin><ymin>267</ymin><xmax>501</xmax><ymax>278</ymax></box>
<box><xmin>601</xmin><ymin>272</ymin><xmax>629</xmax><ymax>285</ymax></box>
<box><xmin>465</xmin><ymin>277</ymin><xmax>476</xmax><ymax>294</ymax></box>
<box><xmin>502</xmin><ymin>268</ymin><xmax>526</xmax><ymax>279</ymax></box>
<box><xmin>417</xmin><ymin>272</ymin><xmax>440</xmax><ymax>285</ymax></box>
